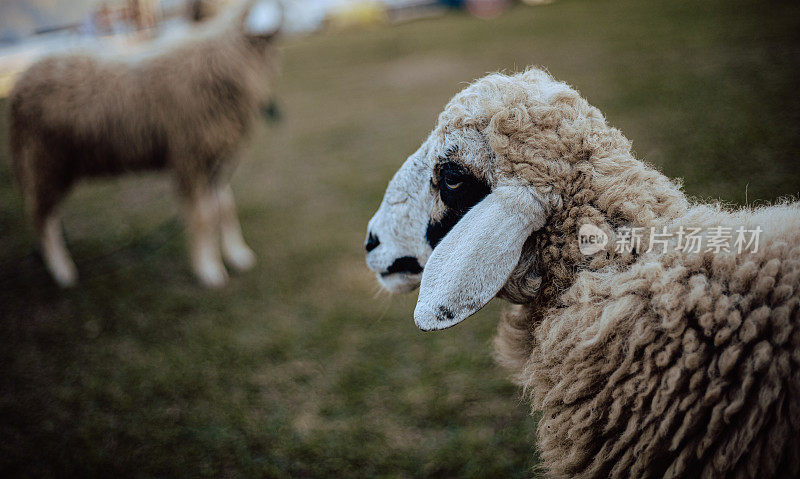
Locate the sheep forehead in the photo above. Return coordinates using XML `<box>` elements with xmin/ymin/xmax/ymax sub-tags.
<box><xmin>371</xmin><ymin>140</ymin><xmax>436</xmax><ymax>258</ymax></box>
<box><xmin>428</xmin><ymin>128</ymin><xmax>495</xmax><ymax>181</ymax></box>
<box><xmin>437</xmin><ymin>69</ymin><xmax>573</xmax><ymax>128</ymax></box>
<box><xmin>383</xmin><ymin>130</ymin><xmax>493</xmax><ymax>226</ymax></box>
<box><xmin>430</xmin><ymin>70</ymin><xmax>578</xmax><ymax>178</ymax></box>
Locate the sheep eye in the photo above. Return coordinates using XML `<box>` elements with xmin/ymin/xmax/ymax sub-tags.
<box><xmin>426</xmin><ymin>161</ymin><xmax>492</xmax><ymax>248</ymax></box>
<box><xmin>435</xmin><ymin>160</ymin><xmax>491</xmax><ymax>213</ymax></box>
<box><xmin>439</xmin><ymin>164</ymin><xmax>467</xmax><ymax>193</ymax></box>
<box><xmin>444</xmin><ymin>179</ymin><xmax>463</xmax><ymax>190</ymax></box>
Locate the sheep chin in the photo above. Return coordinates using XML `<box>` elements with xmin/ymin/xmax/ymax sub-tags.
<box><xmin>376</xmin><ymin>273</ymin><xmax>421</xmax><ymax>294</ymax></box>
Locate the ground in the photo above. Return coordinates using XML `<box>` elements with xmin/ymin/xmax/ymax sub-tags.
<box><xmin>1</xmin><ymin>0</ymin><xmax>799</xmax><ymax>477</ymax></box>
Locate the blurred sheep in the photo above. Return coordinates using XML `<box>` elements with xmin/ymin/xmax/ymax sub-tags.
<box><xmin>8</xmin><ymin>0</ymin><xmax>283</xmax><ymax>288</ymax></box>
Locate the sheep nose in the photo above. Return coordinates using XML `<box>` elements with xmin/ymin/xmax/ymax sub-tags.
<box><xmin>365</xmin><ymin>232</ymin><xmax>380</xmax><ymax>252</ymax></box>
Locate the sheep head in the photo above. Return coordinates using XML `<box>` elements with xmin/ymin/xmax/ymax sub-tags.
<box><xmin>366</xmin><ymin>68</ymin><xmax>687</xmax><ymax>331</ymax></box>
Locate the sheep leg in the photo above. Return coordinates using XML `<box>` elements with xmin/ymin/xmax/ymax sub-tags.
<box><xmin>217</xmin><ymin>184</ymin><xmax>256</xmax><ymax>272</ymax></box>
<box><xmin>39</xmin><ymin>211</ymin><xmax>78</xmax><ymax>288</ymax></box>
<box><xmin>184</xmin><ymin>189</ymin><xmax>228</xmax><ymax>288</ymax></box>
<box><xmin>24</xmin><ymin>151</ymin><xmax>77</xmax><ymax>288</ymax></box>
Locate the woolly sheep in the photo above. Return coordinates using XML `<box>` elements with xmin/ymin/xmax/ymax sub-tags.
<box><xmin>365</xmin><ymin>68</ymin><xmax>800</xmax><ymax>478</ymax></box>
<box><xmin>8</xmin><ymin>0</ymin><xmax>282</xmax><ymax>288</ymax></box>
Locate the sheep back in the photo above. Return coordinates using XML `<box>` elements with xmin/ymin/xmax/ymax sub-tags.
<box><xmin>8</xmin><ymin>21</ymin><xmax>273</xmax><ymax>193</ymax></box>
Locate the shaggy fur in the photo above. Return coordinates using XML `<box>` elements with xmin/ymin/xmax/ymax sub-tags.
<box><xmin>496</xmin><ymin>203</ymin><xmax>800</xmax><ymax>478</ymax></box>
<box><xmin>475</xmin><ymin>70</ymin><xmax>800</xmax><ymax>478</ymax></box>
<box><xmin>368</xmin><ymin>69</ymin><xmax>800</xmax><ymax>477</ymax></box>
<box><xmin>8</xmin><ymin>0</ymin><xmax>279</xmax><ymax>287</ymax></box>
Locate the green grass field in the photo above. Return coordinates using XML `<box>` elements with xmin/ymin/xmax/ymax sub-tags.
<box><xmin>1</xmin><ymin>0</ymin><xmax>799</xmax><ymax>476</ymax></box>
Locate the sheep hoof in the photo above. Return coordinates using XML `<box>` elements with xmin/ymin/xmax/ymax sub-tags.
<box><xmin>224</xmin><ymin>246</ymin><xmax>257</xmax><ymax>272</ymax></box>
<box><xmin>40</xmin><ymin>216</ymin><xmax>79</xmax><ymax>288</ymax></box>
<box><xmin>195</xmin><ymin>263</ymin><xmax>228</xmax><ymax>288</ymax></box>
<box><xmin>52</xmin><ymin>265</ymin><xmax>79</xmax><ymax>288</ymax></box>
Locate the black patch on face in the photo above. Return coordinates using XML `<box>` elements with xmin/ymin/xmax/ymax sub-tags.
<box><xmin>382</xmin><ymin>256</ymin><xmax>423</xmax><ymax>276</ymax></box>
<box><xmin>425</xmin><ymin>208</ymin><xmax>462</xmax><ymax>250</ymax></box>
<box><xmin>425</xmin><ymin>159</ymin><xmax>491</xmax><ymax>248</ymax></box>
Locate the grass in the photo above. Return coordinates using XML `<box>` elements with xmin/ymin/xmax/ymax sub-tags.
<box><xmin>1</xmin><ymin>0</ymin><xmax>799</xmax><ymax>476</ymax></box>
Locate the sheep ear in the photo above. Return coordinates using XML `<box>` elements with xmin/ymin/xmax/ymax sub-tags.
<box><xmin>244</xmin><ymin>0</ymin><xmax>283</xmax><ymax>36</ymax></box>
<box><xmin>414</xmin><ymin>186</ymin><xmax>546</xmax><ymax>331</ymax></box>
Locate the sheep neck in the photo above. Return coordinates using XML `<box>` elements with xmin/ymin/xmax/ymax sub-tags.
<box><xmin>500</xmin><ymin>148</ymin><xmax>690</xmax><ymax>310</ymax></box>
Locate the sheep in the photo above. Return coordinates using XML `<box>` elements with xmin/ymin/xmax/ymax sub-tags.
<box><xmin>365</xmin><ymin>68</ymin><xmax>800</xmax><ymax>478</ymax></box>
<box><xmin>8</xmin><ymin>0</ymin><xmax>283</xmax><ymax>288</ymax></box>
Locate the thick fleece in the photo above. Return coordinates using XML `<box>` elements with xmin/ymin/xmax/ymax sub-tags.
<box><xmin>445</xmin><ymin>70</ymin><xmax>800</xmax><ymax>478</ymax></box>
<box><xmin>497</xmin><ymin>203</ymin><xmax>800</xmax><ymax>478</ymax></box>
<box><xmin>369</xmin><ymin>68</ymin><xmax>800</xmax><ymax>478</ymax></box>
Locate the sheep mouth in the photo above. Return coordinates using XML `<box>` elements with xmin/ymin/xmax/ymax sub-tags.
<box><xmin>382</xmin><ymin>256</ymin><xmax>424</xmax><ymax>276</ymax></box>
<box><xmin>376</xmin><ymin>271</ymin><xmax>422</xmax><ymax>294</ymax></box>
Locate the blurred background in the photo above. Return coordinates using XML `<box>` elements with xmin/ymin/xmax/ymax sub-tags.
<box><xmin>1</xmin><ymin>0</ymin><xmax>799</xmax><ymax>476</ymax></box>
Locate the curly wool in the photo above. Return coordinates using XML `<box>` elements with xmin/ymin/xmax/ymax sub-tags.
<box><xmin>441</xmin><ymin>70</ymin><xmax>800</xmax><ymax>478</ymax></box>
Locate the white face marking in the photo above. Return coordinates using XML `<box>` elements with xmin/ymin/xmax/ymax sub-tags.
<box><xmin>365</xmin><ymin>128</ymin><xmax>497</xmax><ymax>293</ymax></box>
<box><xmin>365</xmin><ymin>138</ymin><xmax>436</xmax><ymax>293</ymax></box>
<box><xmin>245</xmin><ymin>0</ymin><xmax>283</xmax><ymax>36</ymax></box>
<box><xmin>366</xmin><ymin>69</ymin><xmax>574</xmax><ymax>328</ymax></box>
